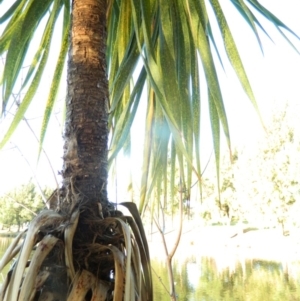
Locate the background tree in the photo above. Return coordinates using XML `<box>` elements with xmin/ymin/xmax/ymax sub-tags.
<box><xmin>0</xmin><ymin>182</ymin><xmax>48</xmax><ymax>231</ymax></box>
<box><xmin>242</xmin><ymin>103</ymin><xmax>300</xmax><ymax>232</ymax></box>
<box><xmin>198</xmin><ymin>102</ymin><xmax>300</xmax><ymax>233</ymax></box>
<box><xmin>0</xmin><ymin>1</ymin><xmax>299</xmax><ymax>300</ymax></box>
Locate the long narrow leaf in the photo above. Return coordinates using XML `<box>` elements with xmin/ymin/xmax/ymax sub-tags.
<box><xmin>0</xmin><ymin>0</ymin><xmax>22</xmax><ymax>24</ymax></box>
<box><xmin>0</xmin><ymin>11</ymin><xmax>56</xmax><ymax>149</ymax></box>
<box><xmin>38</xmin><ymin>1</ymin><xmax>70</xmax><ymax>157</ymax></box>
<box><xmin>2</xmin><ymin>0</ymin><xmax>53</xmax><ymax>104</ymax></box>
<box><xmin>210</xmin><ymin>0</ymin><xmax>261</xmax><ymax>119</ymax></box>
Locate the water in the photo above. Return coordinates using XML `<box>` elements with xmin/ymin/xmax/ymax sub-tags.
<box><xmin>152</xmin><ymin>257</ymin><xmax>300</xmax><ymax>301</ymax></box>
<box><xmin>1</xmin><ymin>236</ymin><xmax>300</xmax><ymax>300</ymax></box>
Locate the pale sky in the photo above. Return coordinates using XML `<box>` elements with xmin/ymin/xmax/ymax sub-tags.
<box><xmin>0</xmin><ymin>1</ymin><xmax>300</xmax><ymax>197</ymax></box>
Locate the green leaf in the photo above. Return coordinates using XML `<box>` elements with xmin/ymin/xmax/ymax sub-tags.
<box><xmin>230</xmin><ymin>0</ymin><xmax>264</xmax><ymax>51</ymax></box>
<box><xmin>170</xmin><ymin>139</ymin><xmax>176</xmax><ymax>210</ymax></box>
<box><xmin>247</xmin><ymin>0</ymin><xmax>300</xmax><ymax>54</ymax></box>
<box><xmin>0</xmin><ymin>0</ymin><xmax>60</xmax><ymax>149</ymax></box>
<box><xmin>210</xmin><ymin>0</ymin><xmax>261</xmax><ymax>122</ymax></box>
<box><xmin>139</xmin><ymin>89</ymin><xmax>154</xmax><ymax>213</ymax></box>
<box><xmin>108</xmin><ymin>68</ymin><xmax>146</xmax><ymax>166</ymax></box>
<box><xmin>186</xmin><ymin>0</ymin><xmax>231</xmax><ymax>147</ymax></box>
<box><xmin>145</xmin><ymin>110</ymin><xmax>171</xmax><ymax>208</ymax></box>
<box><xmin>0</xmin><ymin>0</ymin><xmax>23</xmax><ymax>24</ymax></box>
<box><xmin>109</xmin><ymin>36</ymin><xmax>140</xmax><ymax>113</ymax></box>
<box><xmin>0</xmin><ymin>48</ymin><xmax>50</xmax><ymax>149</ymax></box>
<box><xmin>208</xmin><ymin>90</ymin><xmax>221</xmax><ymax>205</ymax></box>
<box><xmin>2</xmin><ymin>0</ymin><xmax>53</xmax><ymax>105</ymax></box>
<box><xmin>190</xmin><ymin>48</ymin><xmax>202</xmax><ymax>181</ymax></box>
<box><xmin>38</xmin><ymin>1</ymin><xmax>70</xmax><ymax>158</ymax></box>
<box><xmin>0</xmin><ymin>0</ymin><xmax>27</xmax><ymax>54</ymax></box>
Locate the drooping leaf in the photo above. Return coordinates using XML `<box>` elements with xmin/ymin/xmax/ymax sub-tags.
<box><xmin>38</xmin><ymin>1</ymin><xmax>70</xmax><ymax>158</ymax></box>
<box><xmin>0</xmin><ymin>0</ymin><xmax>65</xmax><ymax>149</ymax></box>
<box><xmin>0</xmin><ymin>0</ymin><xmax>23</xmax><ymax>24</ymax></box>
<box><xmin>210</xmin><ymin>0</ymin><xmax>262</xmax><ymax>120</ymax></box>
<box><xmin>2</xmin><ymin>0</ymin><xmax>54</xmax><ymax>105</ymax></box>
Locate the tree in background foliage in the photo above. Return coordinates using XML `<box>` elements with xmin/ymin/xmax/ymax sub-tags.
<box><xmin>0</xmin><ymin>182</ymin><xmax>49</xmax><ymax>231</ymax></box>
<box><xmin>0</xmin><ymin>0</ymin><xmax>299</xmax><ymax>300</ymax></box>
<box><xmin>198</xmin><ymin>149</ymin><xmax>239</xmax><ymax>225</ymax></box>
<box><xmin>244</xmin><ymin>103</ymin><xmax>300</xmax><ymax>232</ymax></box>
<box><xmin>199</xmin><ymin>103</ymin><xmax>300</xmax><ymax>232</ymax></box>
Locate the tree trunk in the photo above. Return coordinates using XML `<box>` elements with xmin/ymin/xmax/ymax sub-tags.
<box><xmin>61</xmin><ymin>0</ymin><xmax>110</xmax><ymax>213</ymax></box>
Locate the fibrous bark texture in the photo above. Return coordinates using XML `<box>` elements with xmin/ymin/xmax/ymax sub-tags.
<box><xmin>62</xmin><ymin>0</ymin><xmax>109</xmax><ymax>211</ymax></box>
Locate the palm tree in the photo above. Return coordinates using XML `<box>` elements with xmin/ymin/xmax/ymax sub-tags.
<box><xmin>0</xmin><ymin>0</ymin><xmax>298</xmax><ymax>300</ymax></box>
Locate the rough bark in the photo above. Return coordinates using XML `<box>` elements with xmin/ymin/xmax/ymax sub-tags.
<box><xmin>61</xmin><ymin>0</ymin><xmax>110</xmax><ymax>212</ymax></box>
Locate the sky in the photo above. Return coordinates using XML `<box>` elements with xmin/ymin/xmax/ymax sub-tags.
<box><xmin>0</xmin><ymin>0</ymin><xmax>300</xmax><ymax>198</ymax></box>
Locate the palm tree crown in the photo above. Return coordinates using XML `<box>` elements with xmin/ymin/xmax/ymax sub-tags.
<box><xmin>0</xmin><ymin>0</ymin><xmax>298</xmax><ymax>213</ymax></box>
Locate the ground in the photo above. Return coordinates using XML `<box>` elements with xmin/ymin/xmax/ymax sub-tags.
<box><xmin>146</xmin><ymin>224</ymin><xmax>300</xmax><ymax>264</ymax></box>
